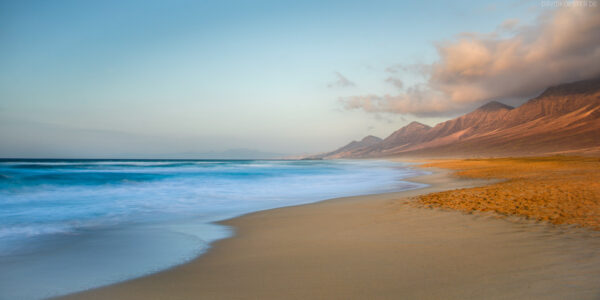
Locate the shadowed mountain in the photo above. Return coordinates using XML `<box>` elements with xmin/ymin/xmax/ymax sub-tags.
<box><xmin>350</xmin><ymin>122</ymin><xmax>431</xmax><ymax>157</ymax></box>
<box><xmin>310</xmin><ymin>135</ymin><xmax>382</xmax><ymax>159</ymax></box>
<box><xmin>314</xmin><ymin>77</ymin><xmax>600</xmax><ymax>158</ymax></box>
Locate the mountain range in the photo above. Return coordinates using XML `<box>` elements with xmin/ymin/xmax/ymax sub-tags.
<box><xmin>312</xmin><ymin>77</ymin><xmax>600</xmax><ymax>158</ymax></box>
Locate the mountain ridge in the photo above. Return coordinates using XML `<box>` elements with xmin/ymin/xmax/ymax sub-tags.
<box><xmin>312</xmin><ymin>77</ymin><xmax>600</xmax><ymax>158</ymax></box>
<box><xmin>311</xmin><ymin>135</ymin><xmax>382</xmax><ymax>159</ymax></box>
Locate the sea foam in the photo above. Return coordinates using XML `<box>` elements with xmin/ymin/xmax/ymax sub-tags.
<box><xmin>0</xmin><ymin>159</ymin><xmax>425</xmax><ymax>299</ymax></box>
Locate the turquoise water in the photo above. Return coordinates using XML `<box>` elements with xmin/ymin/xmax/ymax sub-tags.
<box><xmin>0</xmin><ymin>159</ymin><xmax>426</xmax><ymax>299</ymax></box>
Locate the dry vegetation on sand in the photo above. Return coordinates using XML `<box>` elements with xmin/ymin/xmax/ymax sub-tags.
<box><xmin>417</xmin><ymin>156</ymin><xmax>600</xmax><ymax>229</ymax></box>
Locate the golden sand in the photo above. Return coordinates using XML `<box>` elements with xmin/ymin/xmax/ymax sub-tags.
<box><xmin>60</xmin><ymin>169</ymin><xmax>600</xmax><ymax>299</ymax></box>
<box><xmin>418</xmin><ymin>156</ymin><xmax>600</xmax><ymax>229</ymax></box>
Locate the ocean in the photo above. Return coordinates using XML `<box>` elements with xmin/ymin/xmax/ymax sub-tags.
<box><xmin>0</xmin><ymin>159</ymin><xmax>426</xmax><ymax>299</ymax></box>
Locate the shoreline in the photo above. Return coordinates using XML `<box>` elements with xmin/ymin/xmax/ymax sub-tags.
<box><xmin>60</xmin><ymin>163</ymin><xmax>600</xmax><ymax>299</ymax></box>
<box><xmin>1</xmin><ymin>159</ymin><xmax>410</xmax><ymax>300</ymax></box>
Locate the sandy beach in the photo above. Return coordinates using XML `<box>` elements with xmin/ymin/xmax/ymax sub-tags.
<box><xmin>418</xmin><ymin>157</ymin><xmax>600</xmax><ymax>229</ymax></box>
<box><xmin>4</xmin><ymin>1</ymin><xmax>599</xmax><ymax>299</ymax></box>
<box><xmin>59</xmin><ymin>163</ymin><xmax>600</xmax><ymax>300</ymax></box>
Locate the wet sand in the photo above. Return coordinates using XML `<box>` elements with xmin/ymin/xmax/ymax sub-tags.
<box><xmin>60</xmin><ymin>167</ymin><xmax>600</xmax><ymax>299</ymax></box>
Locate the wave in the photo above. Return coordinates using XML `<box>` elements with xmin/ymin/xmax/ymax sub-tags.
<box><xmin>0</xmin><ymin>224</ymin><xmax>73</xmax><ymax>240</ymax></box>
<box><xmin>0</xmin><ymin>159</ymin><xmax>426</xmax><ymax>299</ymax></box>
<box><xmin>0</xmin><ymin>160</ymin><xmax>424</xmax><ymax>254</ymax></box>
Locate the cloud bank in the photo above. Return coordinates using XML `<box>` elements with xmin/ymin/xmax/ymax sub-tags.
<box><xmin>341</xmin><ymin>5</ymin><xmax>600</xmax><ymax>116</ymax></box>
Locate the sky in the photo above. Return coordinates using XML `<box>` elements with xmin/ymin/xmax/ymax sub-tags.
<box><xmin>1</xmin><ymin>0</ymin><xmax>599</xmax><ymax>158</ymax></box>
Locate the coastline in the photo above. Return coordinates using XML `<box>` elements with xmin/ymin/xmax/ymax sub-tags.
<box><xmin>59</xmin><ymin>163</ymin><xmax>600</xmax><ymax>299</ymax></box>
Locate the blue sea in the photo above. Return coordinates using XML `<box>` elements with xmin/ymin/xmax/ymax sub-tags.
<box><xmin>0</xmin><ymin>159</ymin><xmax>426</xmax><ymax>299</ymax></box>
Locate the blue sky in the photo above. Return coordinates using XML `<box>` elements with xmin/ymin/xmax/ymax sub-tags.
<box><xmin>0</xmin><ymin>0</ymin><xmax>550</xmax><ymax>157</ymax></box>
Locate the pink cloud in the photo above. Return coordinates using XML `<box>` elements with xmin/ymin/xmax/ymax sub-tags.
<box><xmin>341</xmin><ymin>6</ymin><xmax>600</xmax><ymax>116</ymax></box>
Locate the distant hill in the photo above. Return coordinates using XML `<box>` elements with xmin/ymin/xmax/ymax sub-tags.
<box><xmin>310</xmin><ymin>135</ymin><xmax>382</xmax><ymax>159</ymax></box>
<box><xmin>192</xmin><ymin>148</ymin><xmax>284</xmax><ymax>159</ymax></box>
<box><xmin>156</xmin><ymin>148</ymin><xmax>284</xmax><ymax>159</ymax></box>
<box><xmin>349</xmin><ymin>122</ymin><xmax>431</xmax><ymax>157</ymax></box>
<box><xmin>312</xmin><ymin>77</ymin><xmax>600</xmax><ymax>158</ymax></box>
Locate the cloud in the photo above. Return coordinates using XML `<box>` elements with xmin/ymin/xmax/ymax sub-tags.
<box><xmin>498</xmin><ymin>18</ymin><xmax>520</xmax><ymax>32</ymax></box>
<box><xmin>385</xmin><ymin>77</ymin><xmax>404</xmax><ymax>89</ymax></box>
<box><xmin>385</xmin><ymin>63</ymin><xmax>431</xmax><ymax>76</ymax></box>
<box><xmin>341</xmin><ymin>5</ymin><xmax>600</xmax><ymax>116</ymax></box>
<box><xmin>328</xmin><ymin>72</ymin><xmax>356</xmax><ymax>88</ymax></box>
<box><xmin>340</xmin><ymin>84</ymin><xmax>458</xmax><ymax>117</ymax></box>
